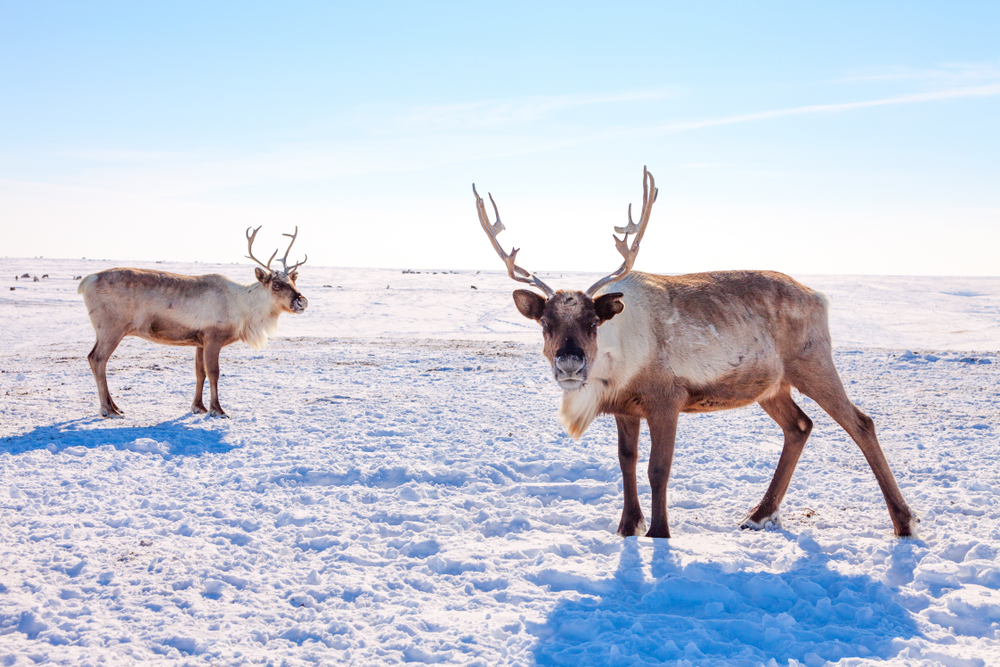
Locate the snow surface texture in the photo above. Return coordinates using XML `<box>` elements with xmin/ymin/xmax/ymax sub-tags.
<box><xmin>1</xmin><ymin>258</ymin><xmax>999</xmax><ymax>666</ymax></box>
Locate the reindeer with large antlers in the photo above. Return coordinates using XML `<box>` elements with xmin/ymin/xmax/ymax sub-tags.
<box><xmin>78</xmin><ymin>227</ymin><xmax>308</xmax><ymax>418</ymax></box>
<box><xmin>474</xmin><ymin>167</ymin><xmax>915</xmax><ymax>538</ymax></box>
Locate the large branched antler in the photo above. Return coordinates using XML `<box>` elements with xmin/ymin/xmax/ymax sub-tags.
<box><xmin>585</xmin><ymin>166</ymin><xmax>658</xmax><ymax>296</ymax></box>
<box><xmin>246</xmin><ymin>226</ymin><xmax>278</xmax><ymax>272</ymax></box>
<box><xmin>473</xmin><ymin>184</ymin><xmax>555</xmax><ymax>297</ymax></box>
<box><xmin>277</xmin><ymin>226</ymin><xmax>307</xmax><ymax>274</ymax></box>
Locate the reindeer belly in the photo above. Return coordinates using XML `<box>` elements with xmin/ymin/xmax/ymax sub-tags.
<box><xmin>668</xmin><ymin>334</ymin><xmax>783</xmax><ymax>413</ymax></box>
<box><xmin>681</xmin><ymin>380</ymin><xmax>775</xmax><ymax>412</ymax></box>
<box><xmin>136</xmin><ymin>315</ymin><xmax>205</xmax><ymax>346</ymax></box>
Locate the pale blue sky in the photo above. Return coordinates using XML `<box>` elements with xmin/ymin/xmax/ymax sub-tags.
<box><xmin>2</xmin><ymin>2</ymin><xmax>998</xmax><ymax>276</ymax></box>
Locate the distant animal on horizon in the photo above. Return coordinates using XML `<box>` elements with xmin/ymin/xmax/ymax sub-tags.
<box><xmin>78</xmin><ymin>227</ymin><xmax>309</xmax><ymax>418</ymax></box>
<box><xmin>472</xmin><ymin>167</ymin><xmax>915</xmax><ymax>538</ymax></box>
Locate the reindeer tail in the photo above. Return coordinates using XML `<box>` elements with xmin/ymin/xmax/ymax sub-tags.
<box><xmin>77</xmin><ymin>274</ymin><xmax>97</xmax><ymax>295</ymax></box>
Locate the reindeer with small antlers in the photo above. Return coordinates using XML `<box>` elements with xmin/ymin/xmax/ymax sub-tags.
<box><xmin>78</xmin><ymin>227</ymin><xmax>308</xmax><ymax>418</ymax></box>
<box><xmin>474</xmin><ymin>167</ymin><xmax>915</xmax><ymax>538</ymax></box>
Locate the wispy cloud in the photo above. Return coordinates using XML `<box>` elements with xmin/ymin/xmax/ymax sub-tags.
<box><xmin>27</xmin><ymin>82</ymin><xmax>1000</xmax><ymax>199</ymax></box>
<box><xmin>841</xmin><ymin>62</ymin><xmax>1000</xmax><ymax>86</ymax></box>
<box><xmin>654</xmin><ymin>84</ymin><xmax>1000</xmax><ymax>134</ymax></box>
<box><xmin>393</xmin><ymin>89</ymin><xmax>674</xmax><ymax>131</ymax></box>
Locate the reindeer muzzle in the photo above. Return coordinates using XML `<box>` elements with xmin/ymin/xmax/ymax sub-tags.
<box><xmin>553</xmin><ymin>354</ymin><xmax>587</xmax><ymax>391</ymax></box>
<box><xmin>291</xmin><ymin>295</ymin><xmax>308</xmax><ymax>314</ymax></box>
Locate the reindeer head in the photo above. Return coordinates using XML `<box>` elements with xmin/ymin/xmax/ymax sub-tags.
<box><xmin>512</xmin><ymin>289</ymin><xmax>624</xmax><ymax>389</ymax></box>
<box><xmin>246</xmin><ymin>226</ymin><xmax>309</xmax><ymax>314</ymax></box>
<box><xmin>474</xmin><ymin>167</ymin><xmax>656</xmax><ymax>391</ymax></box>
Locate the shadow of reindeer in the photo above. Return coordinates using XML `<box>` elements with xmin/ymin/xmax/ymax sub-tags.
<box><xmin>0</xmin><ymin>416</ymin><xmax>233</xmax><ymax>458</ymax></box>
<box><xmin>529</xmin><ymin>537</ymin><xmax>927</xmax><ymax>666</ymax></box>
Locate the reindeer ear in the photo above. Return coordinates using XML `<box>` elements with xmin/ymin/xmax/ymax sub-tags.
<box><xmin>594</xmin><ymin>292</ymin><xmax>624</xmax><ymax>322</ymax></box>
<box><xmin>255</xmin><ymin>267</ymin><xmax>270</xmax><ymax>283</ymax></box>
<box><xmin>287</xmin><ymin>270</ymin><xmax>298</xmax><ymax>283</ymax></box>
<box><xmin>513</xmin><ymin>289</ymin><xmax>546</xmax><ymax>321</ymax></box>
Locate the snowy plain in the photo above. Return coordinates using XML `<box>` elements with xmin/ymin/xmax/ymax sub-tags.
<box><xmin>1</xmin><ymin>257</ymin><xmax>999</xmax><ymax>666</ymax></box>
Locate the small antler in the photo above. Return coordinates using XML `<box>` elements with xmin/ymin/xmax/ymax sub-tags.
<box><xmin>473</xmin><ymin>183</ymin><xmax>555</xmax><ymax>297</ymax></box>
<box><xmin>246</xmin><ymin>226</ymin><xmax>278</xmax><ymax>272</ymax></box>
<box><xmin>585</xmin><ymin>166</ymin><xmax>658</xmax><ymax>296</ymax></box>
<box><xmin>276</xmin><ymin>226</ymin><xmax>307</xmax><ymax>274</ymax></box>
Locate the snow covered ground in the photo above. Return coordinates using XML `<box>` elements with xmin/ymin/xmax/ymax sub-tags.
<box><xmin>1</xmin><ymin>257</ymin><xmax>999</xmax><ymax>666</ymax></box>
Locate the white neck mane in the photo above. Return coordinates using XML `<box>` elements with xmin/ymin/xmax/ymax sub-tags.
<box><xmin>558</xmin><ymin>284</ymin><xmax>655</xmax><ymax>438</ymax></box>
<box><xmin>238</xmin><ymin>283</ymin><xmax>282</xmax><ymax>351</ymax></box>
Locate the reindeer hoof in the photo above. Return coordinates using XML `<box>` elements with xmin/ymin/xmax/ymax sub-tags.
<box><xmin>191</xmin><ymin>405</ymin><xmax>208</xmax><ymax>414</ymax></box>
<box><xmin>894</xmin><ymin>515</ymin><xmax>919</xmax><ymax>539</ymax></box>
<box><xmin>617</xmin><ymin>515</ymin><xmax>647</xmax><ymax>538</ymax></box>
<box><xmin>208</xmin><ymin>409</ymin><xmax>229</xmax><ymax>419</ymax></box>
<box><xmin>645</xmin><ymin>524</ymin><xmax>671</xmax><ymax>539</ymax></box>
<box><xmin>741</xmin><ymin>509</ymin><xmax>780</xmax><ymax>531</ymax></box>
<box><xmin>101</xmin><ymin>408</ymin><xmax>125</xmax><ymax>419</ymax></box>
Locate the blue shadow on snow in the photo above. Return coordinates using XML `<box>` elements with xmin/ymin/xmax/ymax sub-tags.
<box><xmin>0</xmin><ymin>416</ymin><xmax>232</xmax><ymax>458</ymax></box>
<box><xmin>530</xmin><ymin>537</ymin><xmax>924</xmax><ymax>666</ymax></box>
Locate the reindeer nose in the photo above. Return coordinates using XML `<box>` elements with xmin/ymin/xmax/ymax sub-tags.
<box><xmin>293</xmin><ymin>295</ymin><xmax>308</xmax><ymax>312</ymax></box>
<box><xmin>554</xmin><ymin>354</ymin><xmax>586</xmax><ymax>376</ymax></box>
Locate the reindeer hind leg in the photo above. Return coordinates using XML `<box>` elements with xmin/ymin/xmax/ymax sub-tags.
<box><xmin>87</xmin><ymin>328</ymin><xmax>127</xmax><ymax>418</ymax></box>
<box><xmin>192</xmin><ymin>346</ymin><xmax>208</xmax><ymax>414</ymax></box>
<box><xmin>789</xmin><ymin>353</ymin><xmax>915</xmax><ymax>537</ymax></box>
<box><xmin>742</xmin><ymin>384</ymin><xmax>812</xmax><ymax>530</ymax></box>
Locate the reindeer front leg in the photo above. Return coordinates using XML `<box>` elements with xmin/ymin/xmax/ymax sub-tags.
<box><xmin>615</xmin><ymin>415</ymin><xmax>646</xmax><ymax>537</ymax></box>
<box><xmin>203</xmin><ymin>338</ymin><xmax>228</xmax><ymax>418</ymax></box>
<box><xmin>191</xmin><ymin>346</ymin><xmax>208</xmax><ymax>414</ymax></box>
<box><xmin>646</xmin><ymin>401</ymin><xmax>681</xmax><ymax>539</ymax></box>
